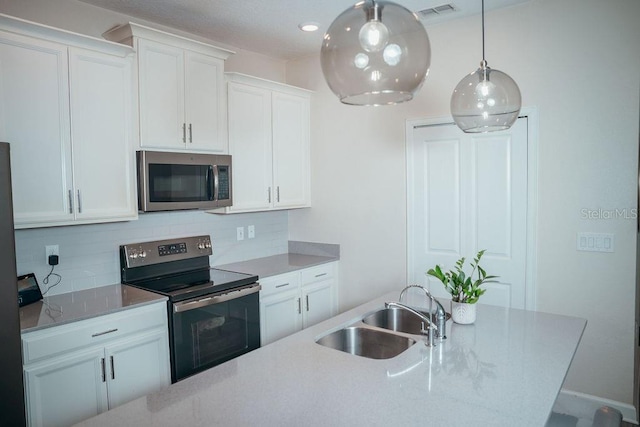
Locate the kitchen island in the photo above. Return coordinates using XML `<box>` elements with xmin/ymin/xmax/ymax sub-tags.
<box><xmin>75</xmin><ymin>291</ymin><xmax>586</xmax><ymax>427</ymax></box>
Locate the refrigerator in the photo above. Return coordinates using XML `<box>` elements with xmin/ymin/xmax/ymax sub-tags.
<box><xmin>0</xmin><ymin>142</ymin><xmax>26</xmax><ymax>425</ymax></box>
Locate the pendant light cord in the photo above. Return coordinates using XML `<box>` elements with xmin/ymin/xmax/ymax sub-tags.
<box><xmin>481</xmin><ymin>0</ymin><xmax>486</xmax><ymax>63</ymax></box>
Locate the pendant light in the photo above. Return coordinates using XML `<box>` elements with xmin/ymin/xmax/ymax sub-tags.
<box><xmin>321</xmin><ymin>0</ymin><xmax>431</xmax><ymax>106</ymax></box>
<box><xmin>450</xmin><ymin>0</ymin><xmax>521</xmax><ymax>133</ymax></box>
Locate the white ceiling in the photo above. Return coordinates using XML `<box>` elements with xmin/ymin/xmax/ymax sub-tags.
<box><xmin>79</xmin><ymin>0</ymin><xmax>529</xmax><ymax>60</ymax></box>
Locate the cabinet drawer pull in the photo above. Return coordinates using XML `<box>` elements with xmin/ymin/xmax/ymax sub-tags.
<box><xmin>275</xmin><ymin>283</ymin><xmax>290</xmax><ymax>288</ymax></box>
<box><xmin>189</xmin><ymin>123</ymin><xmax>193</xmax><ymax>143</ymax></box>
<box><xmin>77</xmin><ymin>189</ymin><xmax>82</xmax><ymax>213</ymax></box>
<box><xmin>182</xmin><ymin>123</ymin><xmax>186</xmax><ymax>143</ymax></box>
<box><xmin>110</xmin><ymin>356</ymin><xmax>115</xmax><ymax>380</ymax></box>
<box><xmin>267</xmin><ymin>187</ymin><xmax>271</xmax><ymax>203</ymax></box>
<box><xmin>315</xmin><ymin>273</ymin><xmax>327</xmax><ymax>278</ymax></box>
<box><xmin>276</xmin><ymin>186</ymin><xmax>280</xmax><ymax>202</ymax></box>
<box><xmin>297</xmin><ymin>297</ymin><xmax>301</xmax><ymax>314</ymax></box>
<box><xmin>92</xmin><ymin>328</ymin><xmax>118</xmax><ymax>338</ymax></box>
<box><xmin>101</xmin><ymin>358</ymin><xmax>106</xmax><ymax>382</ymax></box>
<box><xmin>306</xmin><ymin>295</ymin><xmax>309</xmax><ymax>312</ymax></box>
<box><xmin>68</xmin><ymin>190</ymin><xmax>73</xmax><ymax>213</ymax></box>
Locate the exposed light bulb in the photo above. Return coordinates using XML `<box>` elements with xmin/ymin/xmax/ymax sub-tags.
<box><xmin>358</xmin><ymin>19</ymin><xmax>389</xmax><ymax>52</ymax></box>
<box><xmin>383</xmin><ymin>43</ymin><xmax>401</xmax><ymax>66</ymax></box>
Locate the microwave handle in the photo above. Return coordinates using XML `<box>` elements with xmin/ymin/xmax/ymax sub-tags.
<box><xmin>207</xmin><ymin>165</ymin><xmax>215</xmax><ymax>201</ymax></box>
<box><xmin>213</xmin><ymin>165</ymin><xmax>220</xmax><ymax>201</ymax></box>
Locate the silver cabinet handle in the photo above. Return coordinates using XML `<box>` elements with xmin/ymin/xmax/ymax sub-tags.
<box><xmin>268</xmin><ymin>187</ymin><xmax>271</xmax><ymax>203</ymax></box>
<box><xmin>182</xmin><ymin>123</ymin><xmax>186</xmax><ymax>143</ymax></box>
<box><xmin>306</xmin><ymin>295</ymin><xmax>310</xmax><ymax>312</ymax></box>
<box><xmin>77</xmin><ymin>190</ymin><xmax>82</xmax><ymax>213</ymax></box>
<box><xmin>101</xmin><ymin>358</ymin><xmax>106</xmax><ymax>382</ymax></box>
<box><xmin>297</xmin><ymin>297</ymin><xmax>301</xmax><ymax>314</ymax></box>
<box><xmin>275</xmin><ymin>283</ymin><xmax>290</xmax><ymax>289</ymax></box>
<box><xmin>315</xmin><ymin>273</ymin><xmax>327</xmax><ymax>278</ymax></box>
<box><xmin>276</xmin><ymin>186</ymin><xmax>280</xmax><ymax>202</ymax></box>
<box><xmin>189</xmin><ymin>123</ymin><xmax>193</xmax><ymax>143</ymax></box>
<box><xmin>92</xmin><ymin>328</ymin><xmax>118</xmax><ymax>338</ymax></box>
<box><xmin>68</xmin><ymin>190</ymin><xmax>73</xmax><ymax>213</ymax></box>
<box><xmin>110</xmin><ymin>356</ymin><xmax>115</xmax><ymax>380</ymax></box>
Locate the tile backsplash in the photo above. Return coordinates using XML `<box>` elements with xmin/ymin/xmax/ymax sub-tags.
<box><xmin>15</xmin><ymin>210</ymin><xmax>288</xmax><ymax>296</ymax></box>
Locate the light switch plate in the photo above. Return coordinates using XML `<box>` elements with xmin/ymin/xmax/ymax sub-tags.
<box><xmin>577</xmin><ymin>232</ymin><xmax>614</xmax><ymax>253</ymax></box>
<box><xmin>236</xmin><ymin>227</ymin><xmax>244</xmax><ymax>241</ymax></box>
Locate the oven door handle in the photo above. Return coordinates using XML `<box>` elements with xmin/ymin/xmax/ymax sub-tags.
<box><xmin>173</xmin><ymin>284</ymin><xmax>261</xmax><ymax>313</ymax></box>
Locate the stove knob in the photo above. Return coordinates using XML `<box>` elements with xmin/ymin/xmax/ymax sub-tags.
<box><xmin>129</xmin><ymin>251</ymin><xmax>138</xmax><ymax>259</ymax></box>
<box><xmin>140</xmin><ymin>251</ymin><xmax>147</xmax><ymax>258</ymax></box>
<box><xmin>206</xmin><ymin>241</ymin><xmax>212</xmax><ymax>249</ymax></box>
<box><xmin>197</xmin><ymin>243</ymin><xmax>203</xmax><ymax>250</ymax></box>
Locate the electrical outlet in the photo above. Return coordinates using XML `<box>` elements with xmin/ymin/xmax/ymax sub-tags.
<box><xmin>248</xmin><ymin>225</ymin><xmax>255</xmax><ymax>239</ymax></box>
<box><xmin>236</xmin><ymin>226</ymin><xmax>245</xmax><ymax>241</ymax></box>
<box><xmin>45</xmin><ymin>245</ymin><xmax>59</xmax><ymax>263</ymax></box>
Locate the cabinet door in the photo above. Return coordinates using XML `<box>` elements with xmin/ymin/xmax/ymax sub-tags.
<box><xmin>228</xmin><ymin>82</ymin><xmax>273</xmax><ymax>211</ymax></box>
<box><xmin>302</xmin><ymin>280</ymin><xmax>336</xmax><ymax>328</ymax></box>
<box><xmin>260</xmin><ymin>288</ymin><xmax>302</xmax><ymax>346</ymax></box>
<box><xmin>137</xmin><ymin>38</ymin><xmax>185</xmax><ymax>149</ymax></box>
<box><xmin>185</xmin><ymin>51</ymin><xmax>226</xmax><ymax>152</ymax></box>
<box><xmin>0</xmin><ymin>32</ymin><xmax>73</xmax><ymax>226</ymax></box>
<box><xmin>272</xmin><ymin>91</ymin><xmax>310</xmax><ymax>209</ymax></box>
<box><xmin>68</xmin><ymin>47</ymin><xmax>137</xmax><ymax>222</ymax></box>
<box><xmin>24</xmin><ymin>348</ymin><xmax>108</xmax><ymax>427</ymax></box>
<box><xmin>104</xmin><ymin>329</ymin><xmax>170</xmax><ymax>409</ymax></box>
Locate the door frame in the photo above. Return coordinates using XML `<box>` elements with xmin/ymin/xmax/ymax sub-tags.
<box><xmin>405</xmin><ymin>106</ymin><xmax>539</xmax><ymax>311</ymax></box>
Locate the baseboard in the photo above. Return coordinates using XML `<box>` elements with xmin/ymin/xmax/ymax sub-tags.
<box><xmin>555</xmin><ymin>389</ymin><xmax>638</xmax><ymax>425</ymax></box>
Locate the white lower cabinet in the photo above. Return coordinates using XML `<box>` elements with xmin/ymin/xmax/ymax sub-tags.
<box><xmin>260</xmin><ymin>262</ymin><xmax>338</xmax><ymax>346</ymax></box>
<box><xmin>22</xmin><ymin>303</ymin><xmax>170</xmax><ymax>427</ymax></box>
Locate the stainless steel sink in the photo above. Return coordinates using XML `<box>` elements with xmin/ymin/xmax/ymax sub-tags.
<box><xmin>361</xmin><ymin>307</ymin><xmax>451</xmax><ymax>335</ymax></box>
<box><xmin>316</xmin><ymin>326</ymin><xmax>416</xmax><ymax>359</ymax></box>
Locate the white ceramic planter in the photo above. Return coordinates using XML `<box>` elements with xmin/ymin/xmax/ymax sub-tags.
<box><xmin>451</xmin><ymin>301</ymin><xmax>477</xmax><ymax>324</ymax></box>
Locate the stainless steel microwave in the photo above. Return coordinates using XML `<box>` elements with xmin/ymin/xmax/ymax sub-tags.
<box><xmin>137</xmin><ymin>151</ymin><xmax>232</xmax><ymax>212</ymax></box>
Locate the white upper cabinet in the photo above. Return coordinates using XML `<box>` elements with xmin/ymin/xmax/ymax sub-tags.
<box><xmin>0</xmin><ymin>15</ymin><xmax>138</xmax><ymax>229</ymax></box>
<box><xmin>104</xmin><ymin>23</ymin><xmax>233</xmax><ymax>153</ymax></box>
<box><xmin>224</xmin><ymin>73</ymin><xmax>311</xmax><ymax>213</ymax></box>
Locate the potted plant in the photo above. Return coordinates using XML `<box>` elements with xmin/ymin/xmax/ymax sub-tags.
<box><xmin>426</xmin><ymin>250</ymin><xmax>498</xmax><ymax>324</ymax></box>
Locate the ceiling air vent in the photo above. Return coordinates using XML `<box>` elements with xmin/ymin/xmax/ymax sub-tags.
<box><xmin>417</xmin><ymin>3</ymin><xmax>457</xmax><ymax>19</ymax></box>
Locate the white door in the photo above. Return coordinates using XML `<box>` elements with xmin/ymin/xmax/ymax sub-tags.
<box><xmin>184</xmin><ymin>51</ymin><xmax>225</xmax><ymax>152</ymax></box>
<box><xmin>272</xmin><ymin>91</ymin><xmax>310</xmax><ymax>209</ymax></box>
<box><xmin>68</xmin><ymin>47</ymin><xmax>137</xmax><ymax>222</ymax></box>
<box><xmin>260</xmin><ymin>289</ymin><xmax>303</xmax><ymax>346</ymax></box>
<box><xmin>137</xmin><ymin>38</ymin><xmax>184</xmax><ymax>149</ymax></box>
<box><xmin>302</xmin><ymin>280</ymin><xmax>335</xmax><ymax>328</ymax></box>
<box><xmin>24</xmin><ymin>348</ymin><xmax>108</xmax><ymax>427</ymax></box>
<box><xmin>407</xmin><ymin>118</ymin><xmax>530</xmax><ymax>309</ymax></box>
<box><xmin>228</xmin><ymin>82</ymin><xmax>273</xmax><ymax>211</ymax></box>
<box><xmin>0</xmin><ymin>32</ymin><xmax>73</xmax><ymax>226</ymax></box>
<box><xmin>104</xmin><ymin>330</ymin><xmax>170</xmax><ymax>409</ymax></box>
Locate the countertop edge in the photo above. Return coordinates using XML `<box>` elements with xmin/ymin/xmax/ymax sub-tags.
<box><xmin>20</xmin><ymin>284</ymin><xmax>168</xmax><ymax>334</ymax></box>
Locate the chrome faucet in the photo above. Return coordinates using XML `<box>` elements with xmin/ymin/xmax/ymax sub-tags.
<box><xmin>400</xmin><ymin>284</ymin><xmax>447</xmax><ymax>342</ymax></box>
<box><xmin>385</xmin><ymin>301</ymin><xmax>438</xmax><ymax>347</ymax></box>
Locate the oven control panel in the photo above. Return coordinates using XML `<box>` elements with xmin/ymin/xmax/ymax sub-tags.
<box><xmin>121</xmin><ymin>235</ymin><xmax>212</xmax><ymax>268</ymax></box>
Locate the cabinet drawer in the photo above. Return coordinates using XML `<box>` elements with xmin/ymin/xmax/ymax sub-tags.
<box><xmin>22</xmin><ymin>302</ymin><xmax>167</xmax><ymax>365</ymax></box>
<box><xmin>300</xmin><ymin>263</ymin><xmax>335</xmax><ymax>285</ymax></box>
<box><xmin>259</xmin><ymin>272</ymin><xmax>300</xmax><ymax>297</ymax></box>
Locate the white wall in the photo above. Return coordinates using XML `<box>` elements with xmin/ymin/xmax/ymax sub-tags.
<box><xmin>287</xmin><ymin>0</ymin><xmax>640</xmax><ymax>408</ymax></box>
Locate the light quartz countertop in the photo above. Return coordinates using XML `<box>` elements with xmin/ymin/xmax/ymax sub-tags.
<box><xmin>75</xmin><ymin>291</ymin><xmax>586</xmax><ymax>427</ymax></box>
<box><xmin>19</xmin><ymin>284</ymin><xmax>167</xmax><ymax>333</ymax></box>
<box><xmin>216</xmin><ymin>253</ymin><xmax>338</xmax><ymax>278</ymax></box>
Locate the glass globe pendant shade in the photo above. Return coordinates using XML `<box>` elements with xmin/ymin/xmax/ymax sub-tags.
<box><xmin>450</xmin><ymin>61</ymin><xmax>521</xmax><ymax>133</ymax></box>
<box><xmin>321</xmin><ymin>0</ymin><xmax>431</xmax><ymax>106</ymax></box>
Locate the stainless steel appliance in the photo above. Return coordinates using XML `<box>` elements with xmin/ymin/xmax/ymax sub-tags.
<box><xmin>137</xmin><ymin>151</ymin><xmax>232</xmax><ymax>212</ymax></box>
<box><xmin>0</xmin><ymin>142</ymin><xmax>27</xmax><ymax>425</ymax></box>
<box><xmin>120</xmin><ymin>235</ymin><xmax>260</xmax><ymax>383</ymax></box>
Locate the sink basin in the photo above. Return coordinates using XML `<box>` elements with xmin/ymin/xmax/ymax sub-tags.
<box><xmin>316</xmin><ymin>326</ymin><xmax>415</xmax><ymax>359</ymax></box>
<box><xmin>361</xmin><ymin>307</ymin><xmax>450</xmax><ymax>335</ymax></box>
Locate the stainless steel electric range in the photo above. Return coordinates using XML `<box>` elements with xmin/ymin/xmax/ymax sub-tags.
<box><xmin>120</xmin><ymin>235</ymin><xmax>260</xmax><ymax>383</ymax></box>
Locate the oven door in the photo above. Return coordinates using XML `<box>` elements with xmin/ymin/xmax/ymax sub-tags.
<box><xmin>170</xmin><ymin>283</ymin><xmax>261</xmax><ymax>382</ymax></box>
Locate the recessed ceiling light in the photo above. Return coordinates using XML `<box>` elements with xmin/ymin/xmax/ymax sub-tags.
<box><xmin>299</xmin><ymin>22</ymin><xmax>319</xmax><ymax>32</ymax></box>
